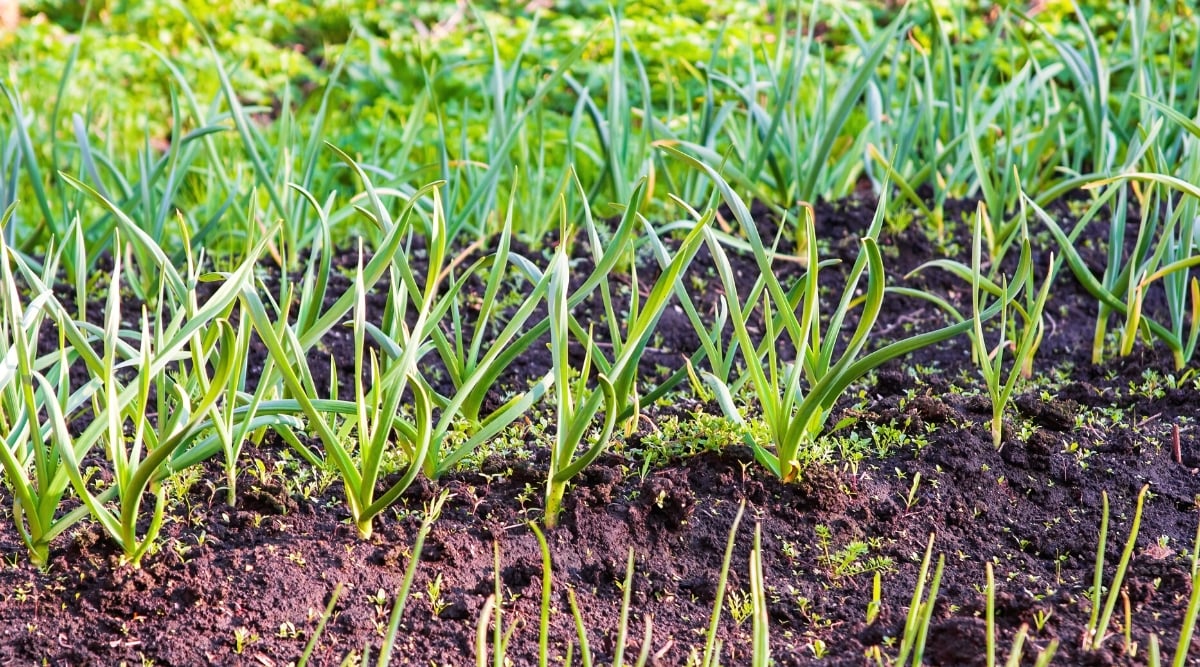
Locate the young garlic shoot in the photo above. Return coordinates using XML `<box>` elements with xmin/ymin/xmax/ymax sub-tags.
<box><xmin>968</xmin><ymin>203</ymin><xmax>1054</xmax><ymax>449</ymax></box>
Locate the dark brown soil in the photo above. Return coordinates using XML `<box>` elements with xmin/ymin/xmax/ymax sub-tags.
<box><xmin>1</xmin><ymin>196</ymin><xmax>1199</xmax><ymax>666</ymax></box>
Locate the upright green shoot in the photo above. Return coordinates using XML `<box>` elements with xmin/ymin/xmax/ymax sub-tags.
<box><xmin>894</xmin><ymin>534</ymin><xmax>943</xmax><ymax>667</ymax></box>
<box><xmin>367</xmin><ymin>490</ymin><xmax>450</xmax><ymax>667</ymax></box>
<box><xmin>1086</xmin><ymin>486</ymin><xmax>1151</xmax><ymax>651</ymax></box>
<box><xmin>913</xmin><ymin>202</ymin><xmax>1054</xmax><ymax>448</ymax></box>
<box><xmin>1171</xmin><ymin>511</ymin><xmax>1200</xmax><ymax>667</ymax></box>
<box><xmin>542</xmin><ymin>184</ymin><xmax>708</xmax><ymax>528</ymax></box>
<box><xmin>748</xmin><ymin>523</ymin><xmax>770</xmax><ymax>667</ymax></box>
<box><xmin>702</xmin><ymin>501</ymin><xmax>745</xmax><ymax>667</ymax></box>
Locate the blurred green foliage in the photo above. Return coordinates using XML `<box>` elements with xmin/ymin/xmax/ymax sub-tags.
<box><xmin>7</xmin><ymin>0</ymin><xmax>1193</xmax><ymax>140</ymax></box>
<box><xmin>2</xmin><ymin>0</ymin><xmax>1197</xmax><ymax>254</ymax></box>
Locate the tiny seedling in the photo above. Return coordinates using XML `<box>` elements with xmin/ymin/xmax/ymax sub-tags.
<box><xmin>232</xmin><ymin>627</ymin><xmax>259</xmax><ymax>655</ymax></box>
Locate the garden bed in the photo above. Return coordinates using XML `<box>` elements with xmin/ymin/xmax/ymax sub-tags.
<box><xmin>4</xmin><ymin>2</ymin><xmax>1200</xmax><ymax>665</ymax></box>
<box><xmin>1</xmin><ymin>198</ymin><xmax>1196</xmax><ymax>666</ymax></box>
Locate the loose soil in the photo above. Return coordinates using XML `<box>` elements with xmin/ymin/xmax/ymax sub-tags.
<box><xmin>1</xmin><ymin>195</ymin><xmax>1198</xmax><ymax>666</ymax></box>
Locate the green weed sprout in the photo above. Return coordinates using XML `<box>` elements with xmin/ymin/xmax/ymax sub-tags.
<box><xmin>363</xmin><ymin>490</ymin><xmax>450</xmax><ymax>666</ymax></box>
<box><xmin>295</xmin><ymin>491</ymin><xmax>449</xmax><ymax>667</ymax></box>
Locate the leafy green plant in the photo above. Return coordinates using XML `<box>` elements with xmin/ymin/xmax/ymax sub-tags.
<box><xmin>909</xmin><ymin>202</ymin><xmax>1055</xmax><ymax>448</ymax></box>
<box><xmin>1036</xmin><ymin>131</ymin><xmax>1200</xmax><ymax>370</ymax></box>
<box><xmin>392</xmin><ymin>187</ymin><xmax>557</xmax><ymax>478</ymax></box>
<box><xmin>542</xmin><ymin>188</ymin><xmax>708</xmax><ymax>528</ymax></box>
<box><xmin>238</xmin><ymin>146</ymin><xmax>513</xmax><ymax>538</ymax></box>
<box><xmin>408</xmin><ymin>174</ymin><xmax>694</xmax><ymax>480</ymax></box>
<box><xmin>0</xmin><ymin>211</ymin><xmax>88</xmax><ymax>568</ymax></box>
<box><xmin>189</xmin><ymin>12</ymin><xmax>357</xmax><ymax>271</ymax></box>
<box><xmin>207</xmin><ymin>309</ymin><xmax>268</xmax><ymax>507</ymax></box>
<box><xmin>1</xmin><ymin>62</ymin><xmax>82</xmax><ymax>259</ymax></box>
<box><xmin>35</xmin><ymin>232</ymin><xmax>285</xmax><ymax>565</ymax></box>
<box><xmin>563</xmin><ymin>10</ymin><xmax>653</xmax><ymax>208</ymax></box>
<box><xmin>543</xmin><ymin>250</ymin><xmax>619</xmax><ymax>531</ymax></box>
<box><xmin>240</xmin><ymin>221</ymin><xmax>440</xmax><ymax>540</ymax></box>
<box><xmin>868</xmin><ymin>5</ymin><xmax>1098</xmax><ymax>245</ymax></box>
<box><xmin>659</xmin><ymin>3</ymin><xmax>903</xmax><ymax>206</ymax></box>
<box><xmin>259</xmin><ymin>154</ymin><xmax>554</xmax><ymax>485</ymax></box>
<box><xmin>667</xmin><ymin>149</ymin><xmax>1021</xmax><ymax>482</ymax></box>
<box><xmin>968</xmin><ymin>209</ymin><xmax>1053</xmax><ymax>448</ymax></box>
<box><xmin>0</xmin><ymin>214</ymin><xmax>258</xmax><ymax>568</ymax></box>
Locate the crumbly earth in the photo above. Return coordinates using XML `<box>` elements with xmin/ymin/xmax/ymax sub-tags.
<box><xmin>0</xmin><ymin>196</ymin><xmax>1197</xmax><ymax>666</ymax></box>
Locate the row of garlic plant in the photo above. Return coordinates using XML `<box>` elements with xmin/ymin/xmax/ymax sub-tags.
<box><xmin>6</xmin><ymin>139</ymin><xmax>1180</xmax><ymax>570</ymax></box>
<box><xmin>0</xmin><ymin>201</ymin><xmax>301</xmax><ymax>568</ymax></box>
<box><xmin>0</xmin><ymin>145</ymin><xmax>739</xmax><ymax>564</ymax></box>
<box><xmin>10</xmin><ymin>3</ymin><xmax>1197</xmax><ymax>275</ymax></box>
<box><xmin>8</xmin><ymin>1</ymin><xmax>1200</xmax><ymax>387</ymax></box>
<box><xmin>5</xmin><ymin>135</ymin><xmax>1200</xmax><ymax>571</ymax></box>
<box><xmin>7</xmin><ymin>134</ymin><xmax>1200</xmax><ymax>568</ymax></box>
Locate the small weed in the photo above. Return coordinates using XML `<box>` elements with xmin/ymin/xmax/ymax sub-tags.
<box><xmin>232</xmin><ymin>627</ymin><xmax>259</xmax><ymax>654</ymax></box>
<box><xmin>1033</xmin><ymin>608</ymin><xmax>1053</xmax><ymax>632</ymax></box>
<box><xmin>727</xmin><ymin>588</ymin><xmax>753</xmax><ymax>625</ymax></box>
<box><xmin>427</xmin><ymin>574</ymin><xmax>450</xmax><ymax>617</ymax></box>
